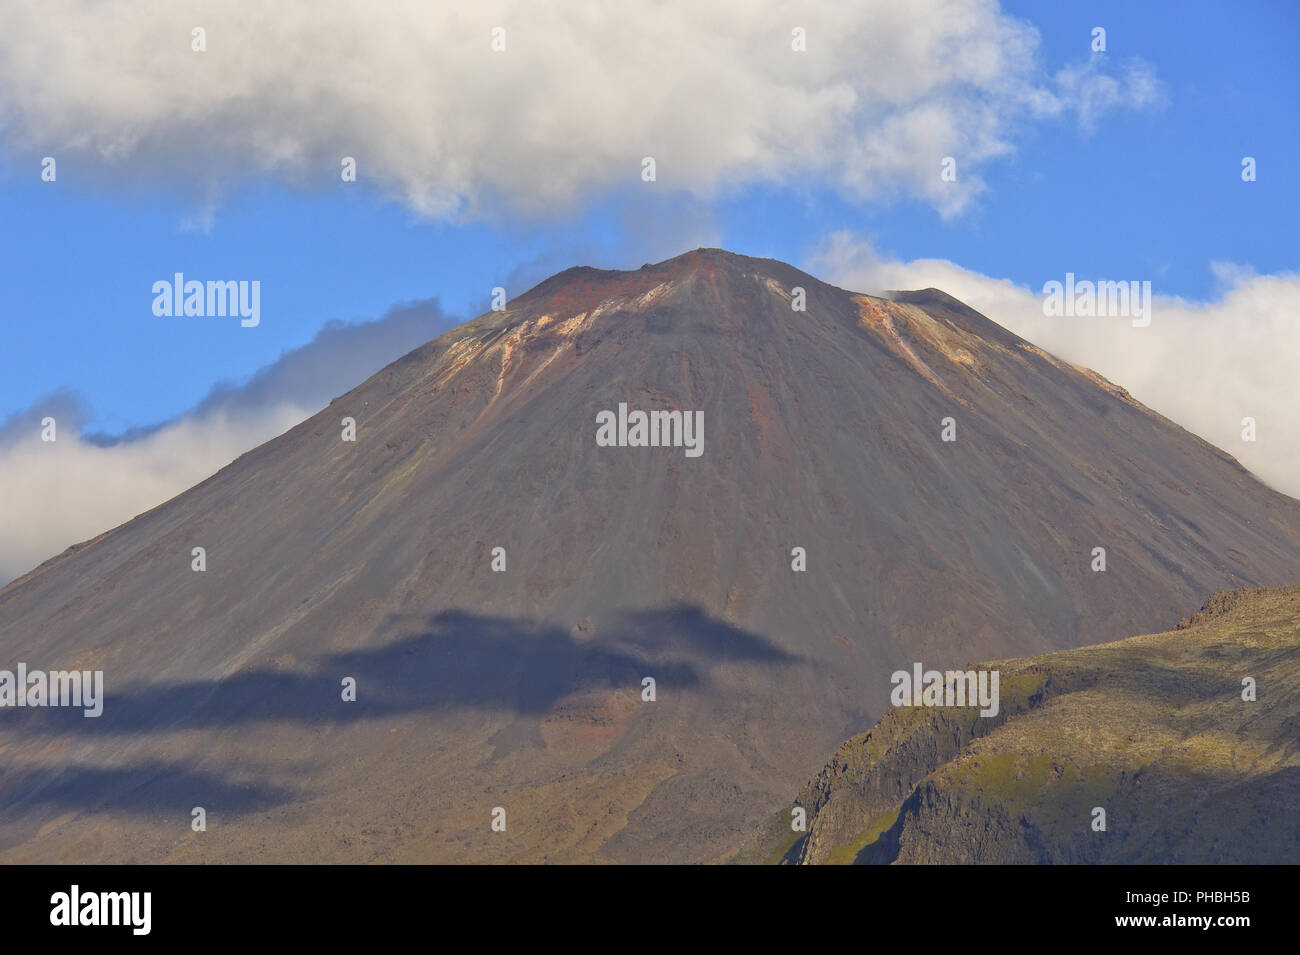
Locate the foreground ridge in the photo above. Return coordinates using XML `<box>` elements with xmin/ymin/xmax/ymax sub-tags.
<box><xmin>740</xmin><ymin>586</ymin><xmax>1300</xmax><ymax>865</ymax></box>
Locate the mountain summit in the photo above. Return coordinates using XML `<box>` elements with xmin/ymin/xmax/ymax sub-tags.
<box><xmin>3</xmin><ymin>249</ymin><xmax>1299</xmax><ymax>862</ymax></box>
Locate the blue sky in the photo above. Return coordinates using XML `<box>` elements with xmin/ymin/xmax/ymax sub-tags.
<box><xmin>1</xmin><ymin>1</ymin><xmax>1295</xmax><ymax>435</ymax></box>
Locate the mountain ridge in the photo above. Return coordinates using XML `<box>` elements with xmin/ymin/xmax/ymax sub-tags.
<box><xmin>739</xmin><ymin>585</ymin><xmax>1300</xmax><ymax>865</ymax></box>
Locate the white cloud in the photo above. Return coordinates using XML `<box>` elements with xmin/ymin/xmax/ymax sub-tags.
<box><xmin>0</xmin><ymin>0</ymin><xmax>1161</xmax><ymax>220</ymax></box>
<box><xmin>1046</xmin><ymin>56</ymin><xmax>1164</xmax><ymax>133</ymax></box>
<box><xmin>809</xmin><ymin>232</ymin><xmax>1300</xmax><ymax>498</ymax></box>
<box><xmin>0</xmin><ymin>406</ymin><xmax>309</xmax><ymax>585</ymax></box>
<box><xmin>0</xmin><ymin>299</ymin><xmax>452</xmax><ymax>585</ymax></box>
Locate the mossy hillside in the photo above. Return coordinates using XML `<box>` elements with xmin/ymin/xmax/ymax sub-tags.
<box><xmin>825</xmin><ymin>807</ymin><xmax>900</xmax><ymax>866</ymax></box>
<box><xmin>790</xmin><ymin>587</ymin><xmax>1300</xmax><ymax>864</ymax></box>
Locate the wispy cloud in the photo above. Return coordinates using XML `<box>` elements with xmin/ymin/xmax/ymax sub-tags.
<box><xmin>1045</xmin><ymin>55</ymin><xmax>1165</xmax><ymax>134</ymax></box>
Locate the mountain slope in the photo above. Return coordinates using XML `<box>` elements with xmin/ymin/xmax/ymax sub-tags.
<box><xmin>2</xmin><ymin>248</ymin><xmax>1299</xmax><ymax>863</ymax></box>
<box><xmin>745</xmin><ymin>586</ymin><xmax>1300</xmax><ymax>864</ymax></box>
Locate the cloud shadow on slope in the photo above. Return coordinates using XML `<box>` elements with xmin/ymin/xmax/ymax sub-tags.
<box><xmin>1</xmin><ymin>604</ymin><xmax>799</xmax><ymax>738</ymax></box>
<box><xmin>0</xmin><ymin>763</ymin><xmax>296</xmax><ymax>819</ymax></box>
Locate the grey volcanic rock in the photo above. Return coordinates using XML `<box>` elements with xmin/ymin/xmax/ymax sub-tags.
<box><xmin>2</xmin><ymin>248</ymin><xmax>1299</xmax><ymax>863</ymax></box>
<box><xmin>757</xmin><ymin>587</ymin><xmax>1300</xmax><ymax>865</ymax></box>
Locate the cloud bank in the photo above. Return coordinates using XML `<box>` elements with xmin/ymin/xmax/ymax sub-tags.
<box><xmin>0</xmin><ymin>300</ymin><xmax>452</xmax><ymax>585</ymax></box>
<box><xmin>0</xmin><ymin>0</ymin><xmax>1159</xmax><ymax>219</ymax></box>
<box><xmin>809</xmin><ymin>233</ymin><xmax>1300</xmax><ymax>498</ymax></box>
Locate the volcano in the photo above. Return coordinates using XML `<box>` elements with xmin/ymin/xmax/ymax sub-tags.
<box><xmin>3</xmin><ymin>248</ymin><xmax>1299</xmax><ymax>863</ymax></box>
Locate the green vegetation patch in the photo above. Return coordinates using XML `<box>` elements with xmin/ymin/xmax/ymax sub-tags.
<box><xmin>826</xmin><ymin>806</ymin><xmax>901</xmax><ymax>866</ymax></box>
